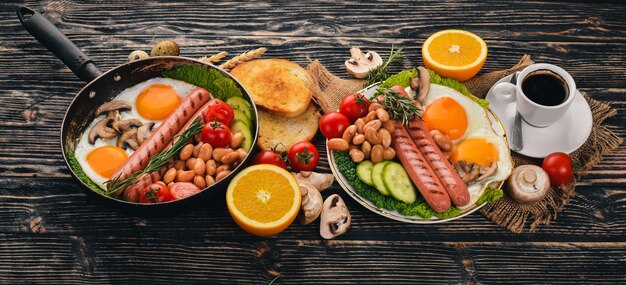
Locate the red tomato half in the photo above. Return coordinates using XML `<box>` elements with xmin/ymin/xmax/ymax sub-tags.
<box><xmin>205</xmin><ymin>102</ymin><xmax>234</xmax><ymax>126</ymax></box>
<box><xmin>542</xmin><ymin>152</ymin><xmax>574</xmax><ymax>185</ymax></box>
<box><xmin>287</xmin><ymin>142</ymin><xmax>319</xmax><ymax>172</ymax></box>
<box><xmin>339</xmin><ymin>93</ymin><xmax>370</xmax><ymax>122</ymax></box>
<box><xmin>201</xmin><ymin>119</ymin><xmax>231</xmax><ymax>148</ymax></box>
<box><xmin>139</xmin><ymin>182</ymin><xmax>173</xmax><ymax>204</ymax></box>
<box><xmin>319</xmin><ymin>112</ymin><xmax>350</xmax><ymax>139</ymax></box>
<box><xmin>253</xmin><ymin>150</ymin><xmax>287</xmax><ymax>169</ymax></box>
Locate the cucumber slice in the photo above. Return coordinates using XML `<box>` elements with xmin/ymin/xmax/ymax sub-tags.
<box><xmin>356</xmin><ymin>161</ymin><xmax>374</xmax><ymax>186</ymax></box>
<box><xmin>371</xmin><ymin>162</ymin><xmax>390</xmax><ymax>196</ymax></box>
<box><xmin>233</xmin><ymin>109</ymin><xmax>251</xmax><ymax>126</ymax></box>
<box><xmin>230</xmin><ymin>120</ymin><xmax>253</xmax><ymax>151</ymax></box>
<box><xmin>226</xmin><ymin>96</ymin><xmax>252</xmax><ymax>118</ymax></box>
<box><xmin>382</xmin><ymin>162</ymin><xmax>417</xmax><ymax>204</ymax></box>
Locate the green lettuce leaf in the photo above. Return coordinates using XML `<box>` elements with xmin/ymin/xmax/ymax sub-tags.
<box><xmin>162</xmin><ymin>65</ymin><xmax>243</xmax><ymax>100</ymax></box>
<box><xmin>378</xmin><ymin>68</ymin><xmax>418</xmax><ymax>89</ymax></box>
<box><xmin>476</xmin><ymin>187</ymin><xmax>504</xmax><ymax>204</ymax></box>
<box><xmin>428</xmin><ymin>70</ymin><xmax>489</xmax><ymax>108</ymax></box>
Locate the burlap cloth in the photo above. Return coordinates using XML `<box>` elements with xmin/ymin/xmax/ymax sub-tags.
<box><xmin>307</xmin><ymin>55</ymin><xmax>622</xmax><ymax>233</ymax></box>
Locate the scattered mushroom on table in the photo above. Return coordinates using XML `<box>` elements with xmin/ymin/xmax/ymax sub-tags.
<box><xmin>344</xmin><ymin>47</ymin><xmax>383</xmax><ymax>79</ymax></box>
<box><xmin>320</xmin><ymin>194</ymin><xmax>351</xmax><ymax>239</ymax></box>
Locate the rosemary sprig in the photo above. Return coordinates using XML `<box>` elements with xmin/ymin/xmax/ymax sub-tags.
<box><xmin>105</xmin><ymin>116</ymin><xmax>204</xmax><ymax>195</ymax></box>
<box><xmin>375</xmin><ymin>87</ymin><xmax>422</xmax><ymax>126</ymax></box>
<box><xmin>366</xmin><ymin>45</ymin><xmax>404</xmax><ymax>86</ymax></box>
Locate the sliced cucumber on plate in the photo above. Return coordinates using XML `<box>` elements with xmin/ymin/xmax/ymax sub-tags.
<box><xmin>356</xmin><ymin>161</ymin><xmax>374</xmax><ymax>186</ymax></box>
<box><xmin>226</xmin><ymin>96</ymin><xmax>253</xmax><ymax>119</ymax></box>
<box><xmin>382</xmin><ymin>162</ymin><xmax>416</xmax><ymax>204</ymax></box>
<box><xmin>371</xmin><ymin>161</ymin><xmax>391</xmax><ymax>196</ymax></box>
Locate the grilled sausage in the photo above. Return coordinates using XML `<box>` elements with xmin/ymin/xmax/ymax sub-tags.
<box><xmin>405</xmin><ymin>119</ymin><xmax>470</xmax><ymax>207</ymax></box>
<box><xmin>109</xmin><ymin>87</ymin><xmax>212</xmax><ymax>195</ymax></box>
<box><xmin>391</xmin><ymin>120</ymin><xmax>451</xmax><ymax>213</ymax></box>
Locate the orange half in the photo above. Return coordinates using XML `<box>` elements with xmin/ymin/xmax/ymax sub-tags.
<box><xmin>226</xmin><ymin>164</ymin><xmax>301</xmax><ymax>236</ymax></box>
<box><xmin>422</xmin><ymin>29</ymin><xmax>488</xmax><ymax>81</ymax></box>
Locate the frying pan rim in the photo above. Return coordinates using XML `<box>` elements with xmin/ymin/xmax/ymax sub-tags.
<box><xmin>60</xmin><ymin>56</ymin><xmax>260</xmax><ymax>207</ymax></box>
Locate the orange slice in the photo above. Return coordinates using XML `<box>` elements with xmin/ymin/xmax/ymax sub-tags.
<box><xmin>422</xmin><ymin>29</ymin><xmax>488</xmax><ymax>81</ymax></box>
<box><xmin>226</xmin><ymin>164</ymin><xmax>301</xmax><ymax>236</ymax></box>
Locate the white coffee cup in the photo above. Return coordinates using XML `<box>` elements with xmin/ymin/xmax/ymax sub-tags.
<box><xmin>492</xmin><ymin>63</ymin><xmax>576</xmax><ymax>127</ymax></box>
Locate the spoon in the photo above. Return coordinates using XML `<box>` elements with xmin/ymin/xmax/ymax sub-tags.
<box><xmin>510</xmin><ymin>73</ymin><xmax>524</xmax><ymax>152</ymax></box>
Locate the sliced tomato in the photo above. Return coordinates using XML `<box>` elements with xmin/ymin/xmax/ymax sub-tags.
<box><xmin>169</xmin><ymin>182</ymin><xmax>202</xmax><ymax>200</ymax></box>
<box><xmin>205</xmin><ymin>102</ymin><xmax>234</xmax><ymax>126</ymax></box>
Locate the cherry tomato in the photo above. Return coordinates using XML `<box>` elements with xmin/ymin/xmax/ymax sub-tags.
<box><xmin>139</xmin><ymin>182</ymin><xmax>173</xmax><ymax>204</ymax></box>
<box><xmin>339</xmin><ymin>93</ymin><xmax>370</xmax><ymax>122</ymax></box>
<box><xmin>390</xmin><ymin>85</ymin><xmax>410</xmax><ymax>98</ymax></box>
<box><xmin>169</xmin><ymin>182</ymin><xmax>202</xmax><ymax>200</ymax></box>
<box><xmin>201</xmin><ymin>119</ymin><xmax>231</xmax><ymax>147</ymax></box>
<box><xmin>205</xmin><ymin>102</ymin><xmax>234</xmax><ymax>126</ymax></box>
<box><xmin>542</xmin><ymin>152</ymin><xmax>574</xmax><ymax>185</ymax></box>
<box><xmin>319</xmin><ymin>112</ymin><xmax>351</xmax><ymax>139</ymax></box>
<box><xmin>253</xmin><ymin>150</ymin><xmax>287</xmax><ymax>169</ymax></box>
<box><xmin>287</xmin><ymin>142</ymin><xmax>319</xmax><ymax>171</ymax></box>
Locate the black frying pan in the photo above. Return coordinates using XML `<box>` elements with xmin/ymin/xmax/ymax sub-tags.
<box><xmin>17</xmin><ymin>6</ymin><xmax>258</xmax><ymax>215</ymax></box>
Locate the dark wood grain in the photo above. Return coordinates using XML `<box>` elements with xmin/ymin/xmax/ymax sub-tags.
<box><xmin>1</xmin><ymin>0</ymin><xmax>625</xmax><ymax>284</ymax></box>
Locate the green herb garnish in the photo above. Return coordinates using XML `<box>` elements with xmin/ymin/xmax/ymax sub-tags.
<box><xmin>476</xmin><ymin>187</ymin><xmax>503</xmax><ymax>204</ymax></box>
<box><xmin>374</xmin><ymin>87</ymin><xmax>422</xmax><ymax>126</ymax></box>
<box><xmin>162</xmin><ymin>65</ymin><xmax>243</xmax><ymax>100</ymax></box>
<box><xmin>366</xmin><ymin>45</ymin><xmax>404</xmax><ymax>86</ymax></box>
<box><xmin>106</xmin><ymin>116</ymin><xmax>204</xmax><ymax>195</ymax></box>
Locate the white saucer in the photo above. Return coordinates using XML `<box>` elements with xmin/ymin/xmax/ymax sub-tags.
<box><xmin>485</xmin><ymin>74</ymin><xmax>593</xmax><ymax>158</ymax></box>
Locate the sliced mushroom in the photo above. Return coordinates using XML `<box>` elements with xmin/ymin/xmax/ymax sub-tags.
<box><xmin>95</xmin><ymin>100</ymin><xmax>132</xmax><ymax>117</ymax></box>
<box><xmin>476</xmin><ymin>162</ymin><xmax>498</xmax><ymax>181</ymax></box>
<box><xmin>409</xmin><ymin>67</ymin><xmax>431</xmax><ymax>102</ymax></box>
<box><xmin>298</xmin><ymin>184</ymin><xmax>323</xmax><ymax>225</ymax></box>
<box><xmin>454</xmin><ymin>161</ymin><xmax>480</xmax><ymax>183</ymax></box>
<box><xmin>320</xmin><ymin>194</ymin><xmax>351</xmax><ymax>239</ymax></box>
<box><xmin>88</xmin><ymin>116</ymin><xmax>118</xmax><ymax>144</ymax></box>
<box><xmin>117</xmin><ymin>128</ymin><xmax>139</xmax><ymax>150</ymax></box>
<box><xmin>344</xmin><ymin>47</ymin><xmax>383</xmax><ymax>79</ymax></box>
<box><xmin>112</xmin><ymin>119</ymin><xmax>142</xmax><ymax>133</ymax></box>
<box><xmin>292</xmin><ymin>171</ymin><xmax>335</xmax><ymax>192</ymax></box>
<box><xmin>137</xmin><ymin>122</ymin><xmax>155</xmax><ymax>144</ymax></box>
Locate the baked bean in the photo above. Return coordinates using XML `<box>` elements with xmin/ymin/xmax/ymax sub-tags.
<box><xmin>205</xmin><ymin>159</ymin><xmax>217</xmax><ymax>176</ymax></box>
<box><xmin>198</xmin><ymin>143</ymin><xmax>213</xmax><ymax>161</ymax></box>
<box><xmin>328</xmin><ymin>138</ymin><xmax>349</xmax><ymax>151</ymax></box>
<box><xmin>194</xmin><ymin>158</ymin><xmax>206</xmax><ymax>176</ymax></box>
<box><xmin>230</xmin><ymin>132</ymin><xmax>243</xmax><ymax>149</ymax></box>
<box><xmin>205</xmin><ymin>175</ymin><xmax>216</xmax><ymax>187</ymax></box>
<box><xmin>371</xmin><ymin>144</ymin><xmax>384</xmax><ymax>163</ymax></box>
<box><xmin>176</xmin><ymin>170</ymin><xmax>195</xmax><ymax>182</ymax></box>
<box><xmin>163</xmin><ymin>168</ymin><xmax>177</xmax><ymax>184</ymax></box>
<box><xmin>179</xmin><ymin>144</ymin><xmax>194</xmax><ymax>160</ymax></box>
<box><xmin>221</xmin><ymin>152</ymin><xmax>239</xmax><ymax>164</ymax></box>
<box><xmin>174</xmin><ymin>160</ymin><xmax>186</xmax><ymax>170</ymax></box>
<box><xmin>213</xmin><ymin>148</ymin><xmax>232</xmax><ymax>162</ymax></box>
<box><xmin>193</xmin><ymin>175</ymin><xmax>206</xmax><ymax>189</ymax></box>
<box><xmin>216</xmin><ymin>170</ymin><xmax>231</xmax><ymax>181</ymax></box>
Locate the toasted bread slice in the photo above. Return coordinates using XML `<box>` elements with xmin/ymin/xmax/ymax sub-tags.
<box><xmin>230</xmin><ymin>59</ymin><xmax>312</xmax><ymax>117</ymax></box>
<box><xmin>257</xmin><ymin>103</ymin><xmax>320</xmax><ymax>151</ymax></box>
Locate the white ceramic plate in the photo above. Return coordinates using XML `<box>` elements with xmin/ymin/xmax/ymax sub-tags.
<box><xmin>327</xmin><ymin>84</ymin><xmax>507</xmax><ymax>224</ymax></box>
<box><xmin>486</xmin><ymin>74</ymin><xmax>593</xmax><ymax>158</ymax></box>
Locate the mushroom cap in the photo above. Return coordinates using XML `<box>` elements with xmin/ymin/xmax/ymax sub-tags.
<box><xmin>112</xmin><ymin>119</ymin><xmax>142</xmax><ymax>133</ymax></box>
<box><xmin>411</xmin><ymin>66</ymin><xmax>431</xmax><ymax>102</ymax></box>
<box><xmin>507</xmin><ymin>165</ymin><xmax>550</xmax><ymax>204</ymax></box>
<box><xmin>320</xmin><ymin>194</ymin><xmax>351</xmax><ymax>239</ymax></box>
<box><xmin>293</xmin><ymin>171</ymin><xmax>335</xmax><ymax>192</ymax></box>
<box><xmin>137</xmin><ymin>122</ymin><xmax>155</xmax><ymax>145</ymax></box>
<box><xmin>117</xmin><ymin>128</ymin><xmax>139</xmax><ymax>150</ymax></box>
<box><xmin>344</xmin><ymin>47</ymin><xmax>383</xmax><ymax>79</ymax></box>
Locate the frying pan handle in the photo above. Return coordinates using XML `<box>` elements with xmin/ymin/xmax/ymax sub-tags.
<box><xmin>17</xmin><ymin>6</ymin><xmax>102</xmax><ymax>83</ymax></box>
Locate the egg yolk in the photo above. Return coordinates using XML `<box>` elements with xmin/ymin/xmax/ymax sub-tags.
<box><xmin>136</xmin><ymin>84</ymin><xmax>181</xmax><ymax>120</ymax></box>
<box><xmin>423</xmin><ymin>96</ymin><xmax>468</xmax><ymax>140</ymax></box>
<box><xmin>450</xmin><ymin>138</ymin><xmax>498</xmax><ymax>167</ymax></box>
<box><xmin>86</xmin><ymin>146</ymin><xmax>128</xmax><ymax>178</ymax></box>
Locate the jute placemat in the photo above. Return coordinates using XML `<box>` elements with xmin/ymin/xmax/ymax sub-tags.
<box><xmin>306</xmin><ymin>55</ymin><xmax>622</xmax><ymax>233</ymax></box>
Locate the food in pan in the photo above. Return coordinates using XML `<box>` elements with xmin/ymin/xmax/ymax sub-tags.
<box><xmin>70</xmin><ymin>65</ymin><xmax>255</xmax><ymax>204</ymax></box>
<box><xmin>330</xmin><ymin>68</ymin><xmax>512</xmax><ymax>219</ymax></box>
<box><xmin>74</xmin><ymin>77</ymin><xmax>196</xmax><ymax>188</ymax></box>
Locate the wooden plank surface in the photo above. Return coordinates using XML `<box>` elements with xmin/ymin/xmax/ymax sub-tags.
<box><xmin>0</xmin><ymin>0</ymin><xmax>624</xmax><ymax>284</ymax></box>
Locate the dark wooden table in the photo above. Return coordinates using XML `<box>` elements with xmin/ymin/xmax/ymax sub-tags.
<box><xmin>1</xmin><ymin>1</ymin><xmax>625</xmax><ymax>284</ymax></box>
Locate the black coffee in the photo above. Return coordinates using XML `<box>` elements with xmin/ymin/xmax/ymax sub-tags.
<box><xmin>521</xmin><ymin>71</ymin><xmax>568</xmax><ymax>106</ymax></box>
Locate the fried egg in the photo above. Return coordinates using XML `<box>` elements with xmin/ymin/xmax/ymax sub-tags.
<box><xmin>75</xmin><ymin>77</ymin><xmax>196</xmax><ymax>189</ymax></box>
<box><xmin>415</xmin><ymin>84</ymin><xmax>513</xmax><ymax>209</ymax></box>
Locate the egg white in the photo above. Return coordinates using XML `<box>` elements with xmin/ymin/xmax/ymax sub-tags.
<box><xmin>75</xmin><ymin>77</ymin><xmax>196</xmax><ymax>189</ymax></box>
<box><xmin>411</xmin><ymin>84</ymin><xmax>513</xmax><ymax>209</ymax></box>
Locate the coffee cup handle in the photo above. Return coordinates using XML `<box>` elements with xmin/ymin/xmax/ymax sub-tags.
<box><xmin>492</xmin><ymin>82</ymin><xmax>517</xmax><ymax>104</ymax></box>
